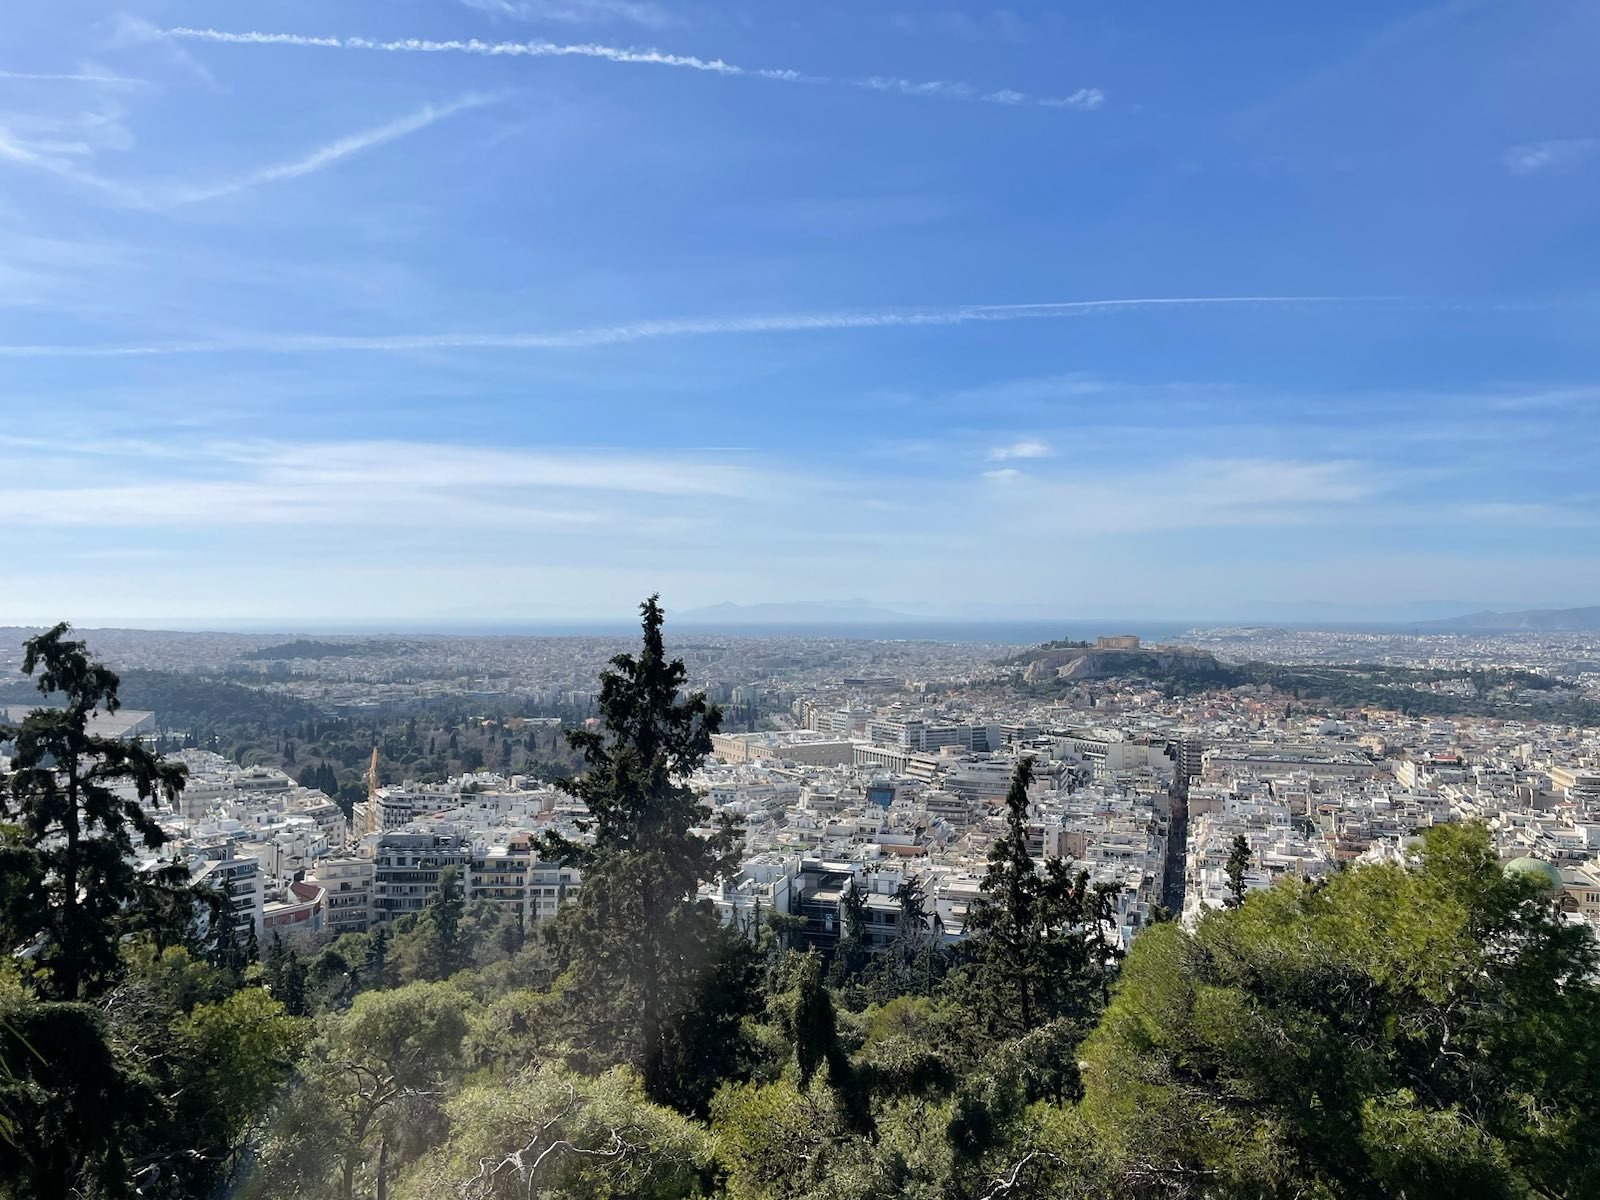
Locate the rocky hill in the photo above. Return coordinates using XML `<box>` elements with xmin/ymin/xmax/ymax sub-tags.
<box><xmin>1015</xmin><ymin>644</ymin><xmax>1231</xmax><ymax>684</ymax></box>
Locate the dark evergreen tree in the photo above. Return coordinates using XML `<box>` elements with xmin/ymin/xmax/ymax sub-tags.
<box><xmin>365</xmin><ymin>923</ymin><xmax>389</xmax><ymax>987</ymax></box>
<box><xmin>961</xmin><ymin>757</ymin><xmax>1045</xmax><ymax>1036</ymax></box>
<box><xmin>264</xmin><ymin>935</ymin><xmax>310</xmax><ymax>1017</ymax></box>
<box><xmin>425</xmin><ymin>866</ymin><xmax>466</xmax><ymax>977</ymax></box>
<box><xmin>954</xmin><ymin>757</ymin><xmax>1110</xmax><ymax>1046</ymax></box>
<box><xmin>538</xmin><ymin>596</ymin><xmax>752</xmax><ymax>1107</ymax></box>
<box><xmin>1225</xmin><ymin>833</ymin><xmax>1251</xmax><ymax>908</ymax></box>
<box><xmin>827</xmin><ymin>877</ymin><xmax>870</xmax><ymax>989</ymax></box>
<box><xmin>0</xmin><ymin>624</ymin><xmax>189</xmax><ymax>1000</ymax></box>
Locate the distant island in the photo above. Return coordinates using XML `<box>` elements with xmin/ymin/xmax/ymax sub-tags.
<box><xmin>1412</xmin><ymin>605</ymin><xmax>1600</xmax><ymax>634</ymax></box>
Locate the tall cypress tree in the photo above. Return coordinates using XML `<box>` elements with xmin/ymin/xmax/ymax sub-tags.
<box><xmin>1225</xmin><ymin>834</ymin><xmax>1251</xmax><ymax>908</ymax></box>
<box><xmin>425</xmin><ymin>865</ymin><xmax>466</xmax><ymax>977</ymax></box>
<box><xmin>539</xmin><ymin>595</ymin><xmax>748</xmax><ymax>1106</ymax></box>
<box><xmin>0</xmin><ymin>623</ymin><xmax>188</xmax><ymax>1000</ymax></box>
<box><xmin>956</xmin><ymin>756</ymin><xmax>1110</xmax><ymax>1070</ymax></box>
<box><xmin>962</xmin><ymin>757</ymin><xmax>1045</xmax><ymax>1036</ymax></box>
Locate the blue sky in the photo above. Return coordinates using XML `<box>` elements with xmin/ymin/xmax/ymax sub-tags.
<box><xmin>1</xmin><ymin>0</ymin><xmax>1597</xmax><ymax>626</ymax></box>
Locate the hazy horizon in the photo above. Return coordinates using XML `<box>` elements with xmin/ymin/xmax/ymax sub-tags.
<box><xmin>3</xmin><ymin>598</ymin><xmax>1595</xmax><ymax>640</ymax></box>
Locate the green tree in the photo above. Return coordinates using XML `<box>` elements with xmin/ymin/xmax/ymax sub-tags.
<box><xmin>712</xmin><ymin>1077</ymin><xmax>832</xmax><ymax>1200</ymax></box>
<box><xmin>539</xmin><ymin>596</ymin><xmax>751</xmax><ymax>1108</ymax></box>
<box><xmin>1224</xmin><ymin>833</ymin><xmax>1250</xmax><ymax>908</ymax></box>
<box><xmin>827</xmin><ymin>878</ymin><xmax>870</xmax><ymax>990</ymax></box>
<box><xmin>864</xmin><ymin>875</ymin><xmax>943</xmax><ymax>1003</ymax></box>
<box><xmin>0</xmin><ymin>624</ymin><xmax>188</xmax><ymax>1000</ymax></box>
<box><xmin>426</xmin><ymin>866</ymin><xmax>466</xmax><ymax>976</ymax></box>
<box><xmin>955</xmin><ymin>758</ymin><xmax>1047</xmax><ymax>1037</ymax></box>
<box><xmin>1079</xmin><ymin>823</ymin><xmax>1600</xmax><ymax>1199</ymax></box>
<box><xmin>170</xmin><ymin>987</ymin><xmax>306</xmax><ymax>1185</ymax></box>
<box><xmin>397</xmin><ymin>1064</ymin><xmax>713</xmax><ymax>1200</ymax></box>
<box><xmin>366</xmin><ymin>924</ymin><xmax>389</xmax><ymax>985</ymax></box>
<box><xmin>263</xmin><ymin>935</ymin><xmax>310</xmax><ymax>1017</ymax></box>
<box><xmin>0</xmin><ymin>995</ymin><xmax>139</xmax><ymax>1199</ymax></box>
<box><xmin>259</xmin><ymin>981</ymin><xmax>471</xmax><ymax>1200</ymax></box>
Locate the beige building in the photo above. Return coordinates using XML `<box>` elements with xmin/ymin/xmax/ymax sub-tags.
<box><xmin>305</xmin><ymin>856</ymin><xmax>374</xmax><ymax>936</ymax></box>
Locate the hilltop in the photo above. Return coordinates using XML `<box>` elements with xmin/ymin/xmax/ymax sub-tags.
<box><xmin>1004</xmin><ymin>637</ymin><xmax>1236</xmax><ymax>685</ymax></box>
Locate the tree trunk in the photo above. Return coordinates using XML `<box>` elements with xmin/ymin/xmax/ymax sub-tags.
<box><xmin>60</xmin><ymin>760</ymin><xmax>82</xmax><ymax>1001</ymax></box>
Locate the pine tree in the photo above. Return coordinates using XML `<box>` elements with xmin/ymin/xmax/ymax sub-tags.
<box><xmin>1225</xmin><ymin>834</ymin><xmax>1251</xmax><ymax>908</ymax></box>
<box><xmin>964</xmin><ymin>757</ymin><xmax>1045</xmax><ymax>1035</ymax></box>
<box><xmin>366</xmin><ymin>923</ymin><xmax>389</xmax><ymax>986</ymax></box>
<box><xmin>264</xmin><ymin>933</ymin><xmax>309</xmax><ymax>1016</ymax></box>
<box><xmin>827</xmin><ymin>877</ymin><xmax>869</xmax><ymax>988</ymax></box>
<box><xmin>0</xmin><ymin>623</ymin><xmax>189</xmax><ymax>1000</ymax></box>
<box><xmin>539</xmin><ymin>596</ymin><xmax>749</xmax><ymax>1107</ymax></box>
<box><xmin>425</xmin><ymin>866</ymin><xmax>466</xmax><ymax>977</ymax></box>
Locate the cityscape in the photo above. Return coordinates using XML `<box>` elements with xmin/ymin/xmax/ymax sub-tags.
<box><xmin>4</xmin><ymin>0</ymin><xmax>1599</xmax><ymax>1195</ymax></box>
<box><xmin>4</xmin><ymin>616</ymin><xmax>1598</xmax><ymax>953</ymax></box>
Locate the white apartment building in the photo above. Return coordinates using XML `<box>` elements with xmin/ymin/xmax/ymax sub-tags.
<box><xmin>305</xmin><ymin>855</ymin><xmax>375</xmax><ymax>936</ymax></box>
<box><xmin>190</xmin><ymin>852</ymin><xmax>263</xmax><ymax>940</ymax></box>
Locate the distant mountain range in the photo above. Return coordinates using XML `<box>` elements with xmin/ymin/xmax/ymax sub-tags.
<box><xmin>1412</xmin><ymin>605</ymin><xmax>1600</xmax><ymax>633</ymax></box>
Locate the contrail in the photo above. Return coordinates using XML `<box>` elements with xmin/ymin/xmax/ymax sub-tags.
<box><xmin>0</xmin><ymin>297</ymin><xmax>1381</xmax><ymax>359</ymax></box>
<box><xmin>0</xmin><ymin>69</ymin><xmax>147</xmax><ymax>85</ymax></box>
<box><xmin>163</xmin><ymin>26</ymin><xmax>1107</xmax><ymax>111</ymax></box>
<box><xmin>166</xmin><ymin>93</ymin><xmax>498</xmax><ymax>205</ymax></box>
<box><xmin>0</xmin><ymin>94</ymin><xmax>495</xmax><ymax>209</ymax></box>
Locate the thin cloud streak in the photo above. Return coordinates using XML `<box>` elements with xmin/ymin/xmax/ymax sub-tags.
<box><xmin>0</xmin><ymin>95</ymin><xmax>495</xmax><ymax>209</ymax></box>
<box><xmin>0</xmin><ymin>296</ymin><xmax>1384</xmax><ymax>359</ymax></box>
<box><xmin>163</xmin><ymin>26</ymin><xmax>1106</xmax><ymax>111</ymax></box>
<box><xmin>0</xmin><ymin>69</ymin><xmax>147</xmax><ymax>85</ymax></box>
<box><xmin>166</xmin><ymin>93</ymin><xmax>498</xmax><ymax>205</ymax></box>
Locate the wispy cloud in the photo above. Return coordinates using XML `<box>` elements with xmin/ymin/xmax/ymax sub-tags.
<box><xmin>987</xmin><ymin>438</ymin><xmax>1052</xmax><ymax>460</ymax></box>
<box><xmin>0</xmin><ymin>69</ymin><xmax>147</xmax><ymax>86</ymax></box>
<box><xmin>0</xmin><ymin>124</ymin><xmax>133</xmax><ymax>201</ymax></box>
<box><xmin>461</xmin><ymin>0</ymin><xmax>676</xmax><ymax>29</ymax></box>
<box><xmin>0</xmin><ymin>438</ymin><xmax>761</xmax><ymax>530</ymax></box>
<box><xmin>1504</xmin><ymin>138</ymin><xmax>1598</xmax><ymax>176</ymax></box>
<box><xmin>0</xmin><ymin>95</ymin><xmax>495</xmax><ymax>208</ymax></box>
<box><xmin>162</xmin><ymin>26</ymin><xmax>1106</xmax><ymax>111</ymax></box>
<box><xmin>1041</xmin><ymin>88</ymin><xmax>1104</xmax><ymax>111</ymax></box>
<box><xmin>166</xmin><ymin>93</ymin><xmax>498</xmax><ymax>206</ymax></box>
<box><xmin>979</xmin><ymin>457</ymin><xmax>1384</xmax><ymax>533</ymax></box>
<box><xmin>0</xmin><ymin>295</ymin><xmax>1380</xmax><ymax>358</ymax></box>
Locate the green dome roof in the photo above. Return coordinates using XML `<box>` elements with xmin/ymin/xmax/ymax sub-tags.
<box><xmin>1504</xmin><ymin>857</ymin><xmax>1564</xmax><ymax>892</ymax></box>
